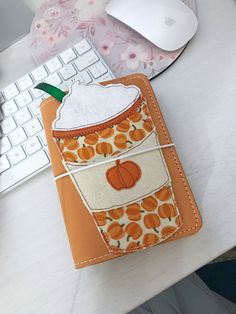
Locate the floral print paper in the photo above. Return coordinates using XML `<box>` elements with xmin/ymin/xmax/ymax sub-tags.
<box><xmin>30</xmin><ymin>0</ymin><xmax>196</xmax><ymax>79</ymax></box>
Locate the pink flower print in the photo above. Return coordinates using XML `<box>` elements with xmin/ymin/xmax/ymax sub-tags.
<box><xmin>75</xmin><ymin>0</ymin><xmax>108</xmax><ymax>20</ymax></box>
<box><xmin>34</xmin><ymin>18</ymin><xmax>47</xmax><ymax>31</ymax></box>
<box><xmin>47</xmin><ymin>34</ymin><xmax>57</xmax><ymax>46</ymax></box>
<box><xmin>146</xmin><ymin>59</ymin><xmax>157</xmax><ymax>69</ymax></box>
<box><xmin>99</xmin><ymin>40</ymin><xmax>114</xmax><ymax>55</ymax></box>
<box><xmin>120</xmin><ymin>44</ymin><xmax>148</xmax><ymax>70</ymax></box>
<box><xmin>44</xmin><ymin>6</ymin><xmax>61</xmax><ymax>20</ymax></box>
<box><xmin>41</xmin><ymin>30</ymin><xmax>48</xmax><ymax>37</ymax></box>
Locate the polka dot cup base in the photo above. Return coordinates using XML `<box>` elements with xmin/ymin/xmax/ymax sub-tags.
<box><xmin>93</xmin><ymin>185</ymin><xmax>181</xmax><ymax>253</ymax></box>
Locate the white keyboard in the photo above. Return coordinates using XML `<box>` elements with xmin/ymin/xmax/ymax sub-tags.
<box><xmin>0</xmin><ymin>38</ymin><xmax>115</xmax><ymax>194</ymax></box>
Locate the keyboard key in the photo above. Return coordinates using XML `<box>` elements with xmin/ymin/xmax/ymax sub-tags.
<box><xmin>0</xmin><ymin>109</ymin><xmax>3</xmax><ymax>122</ymax></box>
<box><xmin>89</xmin><ymin>62</ymin><xmax>108</xmax><ymax>79</ymax></box>
<box><xmin>0</xmin><ymin>92</ymin><xmax>4</xmax><ymax>104</ymax></box>
<box><xmin>28</xmin><ymin>99</ymin><xmax>43</xmax><ymax>116</ymax></box>
<box><xmin>3</xmin><ymin>83</ymin><xmax>19</xmax><ymax>100</ymax></box>
<box><xmin>14</xmin><ymin>107</ymin><xmax>32</xmax><ymax>125</ymax></box>
<box><xmin>97</xmin><ymin>73</ymin><xmax>114</xmax><ymax>82</ymax></box>
<box><xmin>59</xmin><ymin>82</ymin><xmax>70</xmax><ymax>91</ymax></box>
<box><xmin>8</xmin><ymin>146</ymin><xmax>26</xmax><ymax>165</ymax></box>
<box><xmin>60</xmin><ymin>64</ymin><xmax>77</xmax><ymax>80</ymax></box>
<box><xmin>77</xmin><ymin>70</ymin><xmax>92</xmax><ymax>84</ymax></box>
<box><xmin>1</xmin><ymin>116</ymin><xmax>17</xmax><ymax>134</ymax></box>
<box><xmin>0</xmin><ymin>155</ymin><xmax>10</xmax><ymax>174</ymax></box>
<box><xmin>38</xmin><ymin>116</ymin><xmax>43</xmax><ymax>124</ymax></box>
<box><xmin>60</xmin><ymin>48</ymin><xmax>77</xmax><ymax>64</ymax></box>
<box><xmin>74</xmin><ymin>39</ymin><xmax>91</xmax><ymax>55</ymax></box>
<box><xmin>15</xmin><ymin>90</ymin><xmax>32</xmax><ymax>108</ymax></box>
<box><xmin>24</xmin><ymin>136</ymin><xmax>42</xmax><ymax>155</ymax></box>
<box><xmin>31</xmin><ymin>65</ymin><xmax>48</xmax><ymax>82</ymax></box>
<box><xmin>64</xmin><ymin>77</ymin><xmax>78</xmax><ymax>87</ymax></box>
<box><xmin>0</xmin><ymin>150</ymin><xmax>49</xmax><ymax>193</ymax></box>
<box><xmin>10</xmin><ymin>128</ymin><xmax>27</xmax><ymax>146</ymax></box>
<box><xmin>0</xmin><ymin>137</ymin><xmax>11</xmax><ymax>154</ymax></box>
<box><xmin>2</xmin><ymin>99</ymin><xmax>18</xmax><ymax>117</ymax></box>
<box><xmin>74</xmin><ymin>50</ymin><xmax>99</xmax><ymax>71</ymax></box>
<box><xmin>45</xmin><ymin>73</ymin><xmax>62</xmax><ymax>86</ymax></box>
<box><xmin>64</xmin><ymin>71</ymin><xmax>91</xmax><ymax>86</ymax></box>
<box><xmin>38</xmin><ymin>130</ymin><xmax>47</xmax><ymax>146</ymax></box>
<box><xmin>31</xmin><ymin>86</ymin><xmax>45</xmax><ymax>99</ymax></box>
<box><xmin>24</xmin><ymin>118</ymin><xmax>42</xmax><ymax>136</ymax></box>
<box><xmin>46</xmin><ymin>57</ymin><xmax>62</xmax><ymax>73</ymax></box>
<box><xmin>17</xmin><ymin>74</ymin><xmax>33</xmax><ymax>91</ymax></box>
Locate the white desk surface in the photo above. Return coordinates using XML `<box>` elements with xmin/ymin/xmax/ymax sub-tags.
<box><xmin>1</xmin><ymin>0</ymin><xmax>236</xmax><ymax>313</ymax></box>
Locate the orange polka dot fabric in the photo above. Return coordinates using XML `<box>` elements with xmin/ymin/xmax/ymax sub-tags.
<box><xmin>92</xmin><ymin>185</ymin><xmax>182</xmax><ymax>252</ymax></box>
<box><xmin>54</xmin><ymin>99</ymin><xmax>154</xmax><ymax>164</ymax></box>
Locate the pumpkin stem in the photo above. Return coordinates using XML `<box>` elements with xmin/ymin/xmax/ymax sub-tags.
<box><xmin>104</xmin><ymin>154</ymin><xmax>106</xmax><ymax>157</ymax></box>
<box><xmin>137</xmin><ymin>241</ymin><xmax>140</xmax><ymax>245</ymax></box>
<box><xmin>126</xmin><ymin>140</ymin><xmax>132</xmax><ymax>144</ymax></box>
<box><xmin>117</xmin><ymin>240</ymin><xmax>120</xmax><ymax>248</ymax></box>
<box><xmin>34</xmin><ymin>82</ymin><xmax>66</xmax><ymax>102</ymax></box>
<box><xmin>132</xmin><ymin>124</ymin><xmax>136</xmax><ymax>130</ymax></box>
<box><xmin>127</xmin><ymin>234</ymin><xmax>131</xmax><ymax>242</ymax></box>
<box><xmin>116</xmin><ymin>160</ymin><xmax>121</xmax><ymax>166</ymax></box>
<box><xmin>153</xmin><ymin>227</ymin><xmax>159</xmax><ymax>234</ymax></box>
<box><xmin>106</xmin><ymin>217</ymin><xmax>113</xmax><ymax>222</ymax></box>
<box><xmin>120</xmin><ymin>224</ymin><xmax>125</xmax><ymax>228</ymax></box>
<box><xmin>168</xmin><ymin>217</ymin><xmax>171</xmax><ymax>221</ymax></box>
<box><xmin>83</xmin><ymin>144</ymin><xmax>85</xmax><ymax>148</ymax></box>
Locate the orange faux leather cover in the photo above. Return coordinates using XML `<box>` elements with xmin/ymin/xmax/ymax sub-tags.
<box><xmin>40</xmin><ymin>74</ymin><xmax>202</xmax><ymax>268</ymax></box>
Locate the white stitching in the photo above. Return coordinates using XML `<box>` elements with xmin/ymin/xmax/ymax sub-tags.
<box><xmin>75</xmin><ymin>253</ymin><xmax>112</xmax><ymax>265</ymax></box>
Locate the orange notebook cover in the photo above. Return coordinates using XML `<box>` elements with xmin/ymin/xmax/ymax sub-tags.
<box><xmin>40</xmin><ymin>74</ymin><xmax>202</xmax><ymax>269</ymax></box>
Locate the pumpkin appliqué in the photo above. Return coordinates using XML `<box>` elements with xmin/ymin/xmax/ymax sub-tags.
<box><xmin>78</xmin><ymin>144</ymin><xmax>94</xmax><ymax>161</ymax></box>
<box><xmin>84</xmin><ymin>133</ymin><xmax>99</xmax><ymax>145</ymax></box>
<box><xmin>106</xmin><ymin>160</ymin><xmax>142</xmax><ymax>191</ymax></box>
<box><xmin>92</xmin><ymin>184</ymin><xmax>182</xmax><ymax>252</ymax></box>
<box><xmin>116</xmin><ymin>119</ymin><xmax>130</xmax><ymax>132</ymax></box>
<box><xmin>96</xmin><ymin>142</ymin><xmax>113</xmax><ymax>157</ymax></box>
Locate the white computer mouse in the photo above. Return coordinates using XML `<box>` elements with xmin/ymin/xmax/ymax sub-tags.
<box><xmin>106</xmin><ymin>0</ymin><xmax>198</xmax><ymax>51</ymax></box>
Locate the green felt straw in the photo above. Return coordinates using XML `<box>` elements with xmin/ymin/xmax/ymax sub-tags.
<box><xmin>34</xmin><ymin>82</ymin><xmax>66</xmax><ymax>102</ymax></box>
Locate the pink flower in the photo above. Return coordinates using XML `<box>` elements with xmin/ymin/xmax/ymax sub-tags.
<box><xmin>120</xmin><ymin>44</ymin><xmax>148</xmax><ymax>70</ymax></box>
<box><xmin>41</xmin><ymin>30</ymin><xmax>48</xmax><ymax>37</ymax></box>
<box><xmin>99</xmin><ymin>40</ymin><xmax>114</xmax><ymax>55</ymax></box>
<box><xmin>44</xmin><ymin>6</ymin><xmax>61</xmax><ymax>20</ymax></box>
<box><xmin>146</xmin><ymin>59</ymin><xmax>157</xmax><ymax>69</ymax></box>
<box><xmin>47</xmin><ymin>34</ymin><xmax>57</xmax><ymax>45</ymax></box>
<box><xmin>34</xmin><ymin>18</ymin><xmax>47</xmax><ymax>31</ymax></box>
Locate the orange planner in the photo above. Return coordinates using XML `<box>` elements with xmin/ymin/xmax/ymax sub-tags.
<box><xmin>40</xmin><ymin>73</ymin><xmax>202</xmax><ymax>269</ymax></box>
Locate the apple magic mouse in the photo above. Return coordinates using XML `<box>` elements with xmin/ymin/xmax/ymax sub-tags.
<box><xmin>106</xmin><ymin>0</ymin><xmax>198</xmax><ymax>51</ymax></box>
